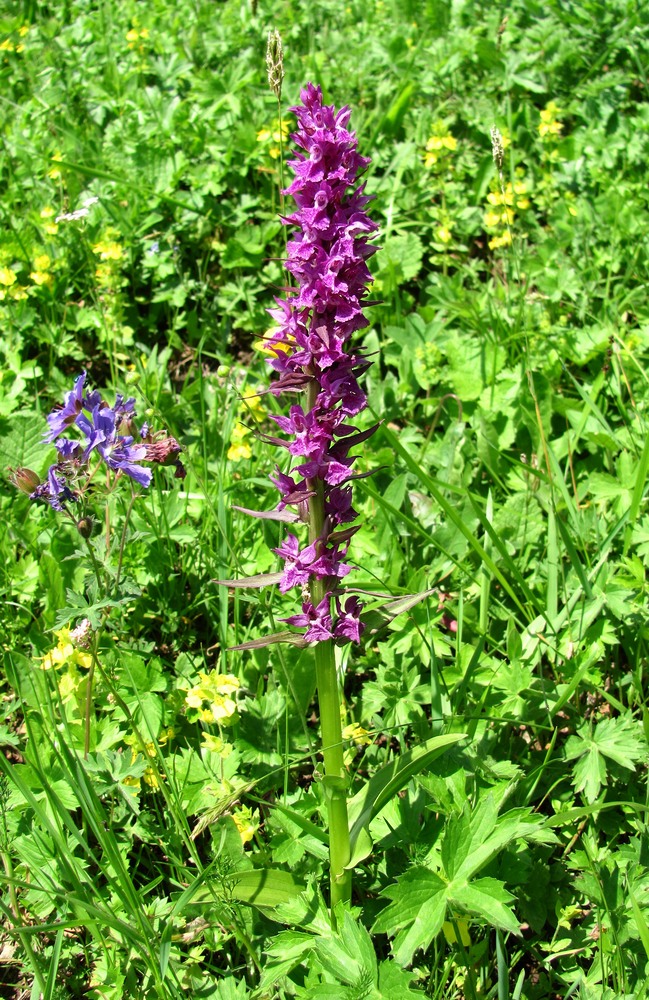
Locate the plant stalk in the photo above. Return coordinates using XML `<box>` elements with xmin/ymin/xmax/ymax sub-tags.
<box><xmin>307</xmin><ymin>389</ymin><xmax>351</xmax><ymax>912</ymax></box>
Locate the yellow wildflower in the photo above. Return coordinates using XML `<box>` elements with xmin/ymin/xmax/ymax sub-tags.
<box><xmin>227</xmin><ymin>421</ymin><xmax>252</xmax><ymax>461</ymax></box>
<box><xmin>92</xmin><ymin>240</ymin><xmax>123</xmax><ymax>261</ymax></box>
<box><xmin>0</xmin><ymin>39</ymin><xmax>14</xmax><ymax>52</ymax></box>
<box><xmin>19</xmin><ymin>25</ymin><xmax>29</xmax><ymax>36</ymax></box>
<box><xmin>435</xmin><ymin>225</ymin><xmax>452</xmax><ymax>244</ymax></box>
<box><xmin>488</xmin><ymin>231</ymin><xmax>512</xmax><ymax>250</ymax></box>
<box><xmin>342</xmin><ymin>723</ymin><xmax>372</xmax><ymax>746</ymax></box>
<box><xmin>29</xmin><ymin>270</ymin><xmax>52</xmax><ymax>286</ymax></box>
<box><xmin>232</xmin><ymin>807</ymin><xmax>257</xmax><ymax>846</ymax></box>
<box><xmin>423</xmin><ymin>127</ymin><xmax>456</xmax><ymax>168</ymax></box>
<box><xmin>40</xmin><ymin>205</ymin><xmax>59</xmax><ymax>234</ymax></box>
<box><xmin>539</xmin><ymin>101</ymin><xmax>563</xmax><ymax>139</ymax></box>
<box><xmin>240</xmin><ymin>392</ymin><xmax>266</xmax><ymax>423</ymax></box>
<box><xmin>201</xmin><ymin>733</ymin><xmax>233</xmax><ymax>757</ymax></box>
<box><xmin>254</xmin><ymin>327</ymin><xmax>294</xmax><ymax>355</ymax></box>
<box><xmin>0</xmin><ymin>267</ymin><xmax>17</xmax><ymax>287</ymax></box>
<box><xmin>48</xmin><ymin>152</ymin><xmax>63</xmax><ymax>180</ymax></box>
<box><xmin>185</xmin><ymin>671</ymin><xmax>240</xmax><ymax>725</ymax></box>
<box><xmin>39</xmin><ymin>626</ymin><xmax>93</xmax><ymax>672</ymax></box>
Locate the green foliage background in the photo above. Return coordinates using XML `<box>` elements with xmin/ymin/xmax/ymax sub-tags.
<box><xmin>1</xmin><ymin>0</ymin><xmax>649</xmax><ymax>998</ymax></box>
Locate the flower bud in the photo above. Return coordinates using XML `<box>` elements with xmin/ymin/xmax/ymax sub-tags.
<box><xmin>8</xmin><ymin>467</ymin><xmax>41</xmax><ymax>494</ymax></box>
<box><xmin>124</xmin><ymin>371</ymin><xmax>141</xmax><ymax>386</ymax></box>
<box><xmin>217</xmin><ymin>364</ymin><xmax>231</xmax><ymax>378</ymax></box>
<box><xmin>76</xmin><ymin>517</ymin><xmax>94</xmax><ymax>538</ymax></box>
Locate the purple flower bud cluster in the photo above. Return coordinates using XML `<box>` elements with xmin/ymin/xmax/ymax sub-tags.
<box><xmin>10</xmin><ymin>372</ymin><xmax>184</xmax><ymax>513</ymax></box>
<box><xmin>264</xmin><ymin>84</ymin><xmax>378</xmax><ymax>644</ymax></box>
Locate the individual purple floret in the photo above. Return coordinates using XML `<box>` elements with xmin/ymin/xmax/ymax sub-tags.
<box><xmin>44</xmin><ymin>372</ymin><xmax>87</xmax><ymax>442</ymax></box>
<box><xmin>257</xmin><ymin>84</ymin><xmax>378</xmax><ymax>644</ymax></box>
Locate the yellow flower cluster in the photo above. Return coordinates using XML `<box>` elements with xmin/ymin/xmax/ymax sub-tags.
<box><xmin>40</xmin><ymin>205</ymin><xmax>58</xmax><ymax>235</ymax></box>
<box><xmin>48</xmin><ymin>152</ymin><xmax>63</xmax><ymax>181</ymax></box>
<box><xmin>30</xmin><ymin>254</ymin><xmax>53</xmax><ymax>287</ymax></box>
<box><xmin>0</xmin><ymin>25</ymin><xmax>28</xmax><ymax>53</ymax></box>
<box><xmin>423</xmin><ymin>126</ymin><xmax>457</xmax><ymax>169</ymax></box>
<box><xmin>36</xmin><ymin>626</ymin><xmax>93</xmax><ymax>714</ymax></box>
<box><xmin>39</xmin><ymin>626</ymin><xmax>93</xmax><ymax>672</ymax></box>
<box><xmin>483</xmin><ymin>179</ymin><xmax>530</xmax><ymax>250</ymax></box>
<box><xmin>122</xmin><ymin>728</ymin><xmax>175</xmax><ymax>790</ymax></box>
<box><xmin>539</xmin><ymin>101</ymin><xmax>563</xmax><ymax>139</ymax></box>
<box><xmin>185</xmin><ymin>671</ymin><xmax>240</xmax><ymax>725</ymax></box>
<box><xmin>126</xmin><ymin>26</ymin><xmax>149</xmax><ymax>50</ymax></box>
<box><xmin>0</xmin><ymin>251</ymin><xmax>55</xmax><ymax>301</ymax></box>
<box><xmin>227</xmin><ymin>392</ymin><xmax>266</xmax><ymax>462</ymax></box>
<box><xmin>257</xmin><ymin>120</ymin><xmax>290</xmax><ymax>160</ymax></box>
<box><xmin>92</xmin><ymin>239</ymin><xmax>124</xmax><ymax>261</ymax></box>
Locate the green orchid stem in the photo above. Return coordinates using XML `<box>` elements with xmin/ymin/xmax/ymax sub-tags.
<box><xmin>307</xmin><ymin>419</ymin><xmax>352</xmax><ymax>912</ymax></box>
<box><xmin>313</xmin><ymin>632</ymin><xmax>352</xmax><ymax>911</ymax></box>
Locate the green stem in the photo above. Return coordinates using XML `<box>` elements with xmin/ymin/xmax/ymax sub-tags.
<box><xmin>307</xmin><ymin>385</ymin><xmax>351</xmax><ymax>913</ymax></box>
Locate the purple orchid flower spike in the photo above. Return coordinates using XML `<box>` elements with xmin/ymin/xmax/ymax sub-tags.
<box><xmin>250</xmin><ymin>83</ymin><xmax>378</xmax><ymax>644</ymax></box>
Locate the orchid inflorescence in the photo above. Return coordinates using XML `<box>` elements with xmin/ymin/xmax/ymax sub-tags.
<box><xmin>10</xmin><ymin>371</ymin><xmax>184</xmax><ymax>515</ymax></box>
<box><xmin>257</xmin><ymin>83</ymin><xmax>378</xmax><ymax>645</ymax></box>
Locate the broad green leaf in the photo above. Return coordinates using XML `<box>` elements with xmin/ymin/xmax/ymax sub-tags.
<box><xmin>314</xmin><ymin>907</ymin><xmax>377</xmax><ymax>986</ymax></box>
<box><xmin>347</xmin><ymin>734</ymin><xmax>466</xmax><ymax>865</ymax></box>
<box><xmin>259</xmin><ymin>931</ymin><xmax>315</xmax><ymax>990</ymax></box>
<box><xmin>377</xmin><ymin>960</ymin><xmax>425</xmax><ymax>998</ymax></box>
<box><xmin>227</xmin><ymin>868</ymin><xmax>305</xmax><ymax>909</ymax></box>
<box><xmin>449</xmin><ymin>877</ymin><xmax>520</xmax><ymax>936</ymax></box>
<box><xmin>372</xmin><ymin>869</ymin><xmax>446</xmax><ymax>967</ymax></box>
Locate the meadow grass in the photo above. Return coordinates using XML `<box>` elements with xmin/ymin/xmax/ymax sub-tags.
<box><xmin>1</xmin><ymin>1</ymin><xmax>649</xmax><ymax>997</ymax></box>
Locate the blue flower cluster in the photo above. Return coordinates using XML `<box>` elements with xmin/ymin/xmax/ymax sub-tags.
<box><xmin>11</xmin><ymin>372</ymin><xmax>184</xmax><ymax>513</ymax></box>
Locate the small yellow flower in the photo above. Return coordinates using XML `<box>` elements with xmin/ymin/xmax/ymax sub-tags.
<box><xmin>34</xmin><ymin>253</ymin><xmax>51</xmax><ymax>270</ymax></box>
<box><xmin>240</xmin><ymin>392</ymin><xmax>266</xmax><ymax>423</ymax></box>
<box><xmin>0</xmin><ymin>39</ymin><xmax>14</xmax><ymax>52</ymax></box>
<box><xmin>539</xmin><ymin>101</ymin><xmax>563</xmax><ymax>139</ymax></box>
<box><xmin>201</xmin><ymin>733</ymin><xmax>233</xmax><ymax>757</ymax></box>
<box><xmin>227</xmin><ymin>421</ymin><xmax>252</xmax><ymax>461</ymax></box>
<box><xmin>47</xmin><ymin>152</ymin><xmax>63</xmax><ymax>180</ymax></box>
<box><xmin>342</xmin><ymin>723</ymin><xmax>372</xmax><ymax>746</ymax></box>
<box><xmin>483</xmin><ymin>209</ymin><xmax>503</xmax><ymax>228</ymax></box>
<box><xmin>40</xmin><ymin>205</ymin><xmax>59</xmax><ymax>234</ymax></box>
<box><xmin>92</xmin><ymin>240</ymin><xmax>123</xmax><ymax>260</ymax></box>
<box><xmin>435</xmin><ymin>225</ymin><xmax>452</xmax><ymax>244</ymax></box>
<box><xmin>0</xmin><ymin>267</ymin><xmax>17</xmax><ymax>287</ymax></box>
<box><xmin>19</xmin><ymin>25</ymin><xmax>29</xmax><ymax>37</ymax></box>
<box><xmin>488</xmin><ymin>231</ymin><xmax>512</xmax><ymax>250</ymax></box>
<box><xmin>126</xmin><ymin>28</ymin><xmax>139</xmax><ymax>43</ymax></box>
<box><xmin>29</xmin><ymin>270</ymin><xmax>52</xmax><ymax>286</ymax></box>
<box><xmin>232</xmin><ymin>806</ymin><xmax>257</xmax><ymax>846</ymax></box>
<box><xmin>423</xmin><ymin>128</ymin><xmax>456</xmax><ymax>168</ymax></box>
<box><xmin>185</xmin><ymin>671</ymin><xmax>240</xmax><ymax>726</ymax></box>
<box><xmin>39</xmin><ymin>626</ymin><xmax>93</xmax><ymax>672</ymax></box>
<box><xmin>254</xmin><ymin>327</ymin><xmax>294</xmax><ymax>355</ymax></box>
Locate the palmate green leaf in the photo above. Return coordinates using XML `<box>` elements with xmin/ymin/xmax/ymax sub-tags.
<box><xmin>259</xmin><ymin>930</ymin><xmax>316</xmax><ymax>990</ymax></box>
<box><xmin>449</xmin><ymin>878</ymin><xmax>519</xmax><ymax>936</ymax></box>
<box><xmin>565</xmin><ymin>715</ymin><xmax>647</xmax><ymax>802</ymax></box>
<box><xmin>314</xmin><ymin>907</ymin><xmax>378</xmax><ymax>986</ymax></box>
<box><xmin>377</xmin><ymin>960</ymin><xmax>425</xmax><ymax>998</ymax></box>
<box><xmin>54</xmin><ymin>586</ymin><xmax>141</xmax><ymax>630</ymax></box>
<box><xmin>372</xmin><ymin>868</ymin><xmax>446</xmax><ymax>967</ymax></box>
<box><xmin>442</xmin><ymin>795</ymin><xmax>551</xmax><ymax>883</ymax></box>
